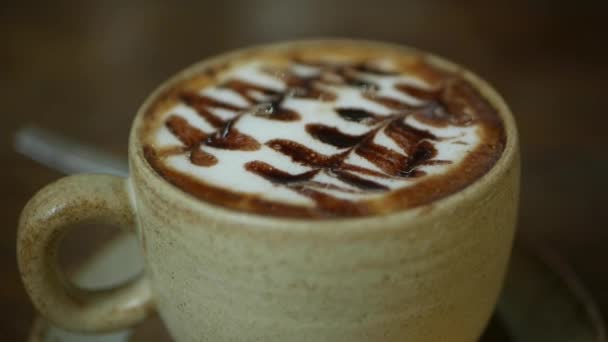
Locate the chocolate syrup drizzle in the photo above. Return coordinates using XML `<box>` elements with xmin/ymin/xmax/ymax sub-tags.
<box><xmin>144</xmin><ymin>57</ymin><xmax>505</xmax><ymax>217</ymax></box>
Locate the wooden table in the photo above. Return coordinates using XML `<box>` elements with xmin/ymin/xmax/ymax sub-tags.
<box><xmin>1</xmin><ymin>1</ymin><xmax>607</xmax><ymax>339</ymax></box>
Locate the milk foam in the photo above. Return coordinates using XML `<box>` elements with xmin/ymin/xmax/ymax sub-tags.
<box><xmin>151</xmin><ymin>60</ymin><xmax>481</xmax><ymax>206</ymax></box>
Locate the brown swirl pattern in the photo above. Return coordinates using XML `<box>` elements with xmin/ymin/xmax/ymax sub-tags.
<box><xmin>143</xmin><ymin>56</ymin><xmax>505</xmax><ymax>218</ymax></box>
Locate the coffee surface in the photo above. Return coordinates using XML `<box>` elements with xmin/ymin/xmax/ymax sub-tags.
<box><xmin>142</xmin><ymin>44</ymin><xmax>505</xmax><ymax>218</ymax></box>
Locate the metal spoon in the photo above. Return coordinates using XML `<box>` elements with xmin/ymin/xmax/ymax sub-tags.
<box><xmin>14</xmin><ymin>125</ymin><xmax>129</xmax><ymax>177</ymax></box>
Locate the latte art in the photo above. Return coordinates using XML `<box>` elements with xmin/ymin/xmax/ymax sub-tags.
<box><xmin>142</xmin><ymin>47</ymin><xmax>505</xmax><ymax>217</ymax></box>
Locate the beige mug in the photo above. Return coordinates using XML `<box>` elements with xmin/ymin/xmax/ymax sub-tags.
<box><xmin>18</xmin><ymin>40</ymin><xmax>519</xmax><ymax>342</ymax></box>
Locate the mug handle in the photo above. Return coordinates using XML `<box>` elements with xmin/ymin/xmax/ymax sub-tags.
<box><xmin>17</xmin><ymin>174</ymin><xmax>154</xmax><ymax>333</ymax></box>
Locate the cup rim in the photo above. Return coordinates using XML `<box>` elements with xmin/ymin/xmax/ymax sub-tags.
<box><xmin>128</xmin><ymin>38</ymin><xmax>519</xmax><ymax>233</ymax></box>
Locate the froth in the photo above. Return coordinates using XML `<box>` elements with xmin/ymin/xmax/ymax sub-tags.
<box><xmin>143</xmin><ymin>47</ymin><xmax>505</xmax><ymax>218</ymax></box>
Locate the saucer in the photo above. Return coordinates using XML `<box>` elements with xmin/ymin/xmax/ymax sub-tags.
<box><xmin>27</xmin><ymin>235</ymin><xmax>606</xmax><ymax>342</ymax></box>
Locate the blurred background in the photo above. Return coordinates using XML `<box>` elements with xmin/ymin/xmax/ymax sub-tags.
<box><xmin>1</xmin><ymin>0</ymin><xmax>607</xmax><ymax>339</ymax></box>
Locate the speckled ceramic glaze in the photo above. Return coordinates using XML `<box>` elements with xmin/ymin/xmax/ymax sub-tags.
<box><xmin>18</xmin><ymin>40</ymin><xmax>520</xmax><ymax>342</ymax></box>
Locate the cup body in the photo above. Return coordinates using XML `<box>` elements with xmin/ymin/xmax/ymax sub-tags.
<box><xmin>127</xmin><ymin>40</ymin><xmax>520</xmax><ymax>342</ymax></box>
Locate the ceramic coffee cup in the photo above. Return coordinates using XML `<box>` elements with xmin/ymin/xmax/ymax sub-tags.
<box><xmin>18</xmin><ymin>40</ymin><xmax>519</xmax><ymax>342</ymax></box>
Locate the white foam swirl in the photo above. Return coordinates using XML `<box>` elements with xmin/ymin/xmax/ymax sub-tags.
<box><xmin>152</xmin><ymin>60</ymin><xmax>481</xmax><ymax>206</ymax></box>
